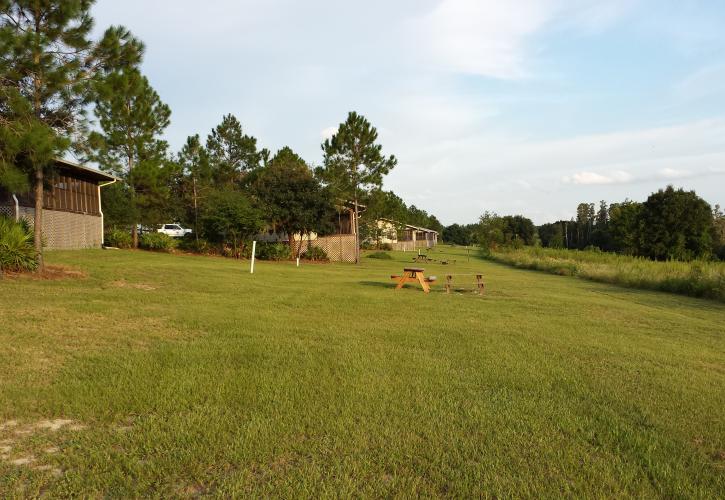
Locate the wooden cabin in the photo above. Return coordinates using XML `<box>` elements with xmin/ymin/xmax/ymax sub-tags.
<box><xmin>0</xmin><ymin>158</ymin><xmax>117</xmax><ymax>249</ymax></box>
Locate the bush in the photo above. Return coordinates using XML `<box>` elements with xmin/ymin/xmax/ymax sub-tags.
<box><xmin>379</xmin><ymin>243</ymin><xmax>393</xmax><ymax>251</ymax></box>
<box><xmin>105</xmin><ymin>228</ymin><xmax>132</xmax><ymax>249</ymax></box>
<box><xmin>368</xmin><ymin>251</ymin><xmax>393</xmax><ymax>260</ymax></box>
<box><xmin>0</xmin><ymin>216</ymin><xmax>38</xmax><ymax>272</ymax></box>
<box><xmin>178</xmin><ymin>236</ymin><xmax>212</xmax><ymax>254</ymax></box>
<box><xmin>255</xmin><ymin>242</ymin><xmax>291</xmax><ymax>261</ymax></box>
<box><xmin>304</xmin><ymin>246</ymin><xmax>328</xmax><ymax>261</ymax></box>
<box><xmin>139</xmin><ymin>232</ymin><xmax>177</xmax><ymax>252</ymax></box>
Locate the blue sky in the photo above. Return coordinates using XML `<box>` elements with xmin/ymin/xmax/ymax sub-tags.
<box><xmin>91</xmin><ymin>0</ymin><xmax>725</xmax><ymax>224</ymax></box>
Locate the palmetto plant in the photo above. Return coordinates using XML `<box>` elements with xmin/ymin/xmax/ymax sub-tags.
<box><xmin>0</xmin><ymin>216</ymin><xmax>38</xmax><ymax>273</ymax></box>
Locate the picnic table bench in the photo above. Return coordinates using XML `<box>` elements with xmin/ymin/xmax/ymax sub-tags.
<box><xmin>391</xmin><ymin>267</ymin><xmax>437</xmax><ymax>293</ymax></box>
<box><xmin>444</xmin><ymin>274</ymin><xmax>485</xmax><ymax>294</ymax></box>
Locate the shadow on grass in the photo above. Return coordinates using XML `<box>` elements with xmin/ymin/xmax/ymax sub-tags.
<box><xmin>359</xmin><ymin>280</ymin><xmax>396</xmax><ymax>289</ymax></box>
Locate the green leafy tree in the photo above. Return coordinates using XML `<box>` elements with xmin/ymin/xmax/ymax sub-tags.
<box><xmin>607</xmin><ymin>200</ymin><xmax>642</xmax><ymax>255</ymax></box>
<box><xmin>201</xmin><ymin>190</ymin><xmax>262</xmax><ymax>257</ymax></box>
<box><xmin>206</xmin><ymin>114</ymin><xmax>264</xmax><ymax>188</ymax></box>
<box><xmin>0</xmin><ymin>3</ymin><xmax>141</xmax><ymax>266</ymax></box>
<box><xmin>476</xmin><ymin>211</ymin><xmax>505</xmax><ymax>251</ymax></box>
<box><xmin>360</xmin><ymin>189</ymin><xmax>408</xmax><ymax>246</ymax></box>
<box><xmin>443</xmin><ymin>223</ymin><xmax>472</xmax><ymax>246</ymax></box>
<box><xmin>319</xmin><ymin>111</ymin><xmax>397</xmax><ymax>263</ymax></box>
<box><xmin>712</xmin><ymin>205</ymin><xmax>725</xmax><ymax>260</ymax></box>
<box><xmin>639</xmin><ymin>186</ymin><xmax>712</xmax><ymax>261</ymax></box>
<box><xmin>88</xmin><ymin>66</ymin><xmax>171</xmax><ymax>247</ymax></box>
<box><xmin>252</xmin><ymin>147</ymin><xmax>334</xmax><ymax>256</ymax></box>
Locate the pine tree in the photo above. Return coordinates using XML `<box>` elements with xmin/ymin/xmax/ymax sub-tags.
<box><xmin>318</xmin><ymin>112</ymin><xmax>397</xmax><ymax>263</ymax></box>
<box><xmin>206</xmin><ymin>114</ymin><xmax>263</xmax><ymax>188</ymax></box>
<box><xmin>175</xmin><ymin>134</ymin><xmax>211</xmax><ymax>240</ymax></box>
<box><xmin>88</xmin><ymin>67</ymin><xmax>171</xmax><ymax>247</ymax></box>
<box><xmin>0</xmin><ymin>2</ymin><xmax>141</xmax><ymax>267</ymax></box>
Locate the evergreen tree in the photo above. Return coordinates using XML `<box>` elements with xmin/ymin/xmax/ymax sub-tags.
<box><xmin>88</xmin><ymin>66</ymin><xmax>171</xmax><ymax>247</ymax></box>
<box><xmin>174</xmin><ymin>134</ymin><xmax>211</xmax><ymax>239</ymax></box>
<box><xmin>2</xmin><ymin>2</ymin><xmax>109</xmax><ymax>266</ymax></box>
<box><xmin>319</xmin><ymin>112</ymin><xmax>397</xmax><ymax>263</ymax></box>
<box><xmin>206</xmin><ymin>114</ymin><xmax>263</xmax><ymax>188</ymax></box>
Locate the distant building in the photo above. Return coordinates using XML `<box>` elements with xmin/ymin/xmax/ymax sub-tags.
<box><xmin>0</xmin><ymin>158</ymin><xmax>117</xmax><ymax>249</ymax></box>
<box><xmin>373</xmin><ymin>218</ymin><xmax>439</xmax><ymax>250</ymax></box>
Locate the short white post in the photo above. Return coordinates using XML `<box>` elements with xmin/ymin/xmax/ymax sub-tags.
<box><xmin>296</xmin><ymin>256</ymin><xmax>300</xmax><ymax>267</ymax></box>
<box><xmin>250</xmin><ymin>240</ymin><xmax>256</xmax><ymax>274</ymax></box>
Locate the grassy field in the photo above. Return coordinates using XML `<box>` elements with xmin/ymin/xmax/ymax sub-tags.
<box><xmin>486</xmin><ymin>246</ymin><xmax>725</xmax><ymax>302</ymax></box>
<box><xmin>1</xmin><ymin>246</ymin><xmax>724</xmax><ymax>497</ymax></box>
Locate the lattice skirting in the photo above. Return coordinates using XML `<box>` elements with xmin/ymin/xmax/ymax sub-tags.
<box><xmin>293</xmin><ymin>234</ymin><xmax>357</xmax><ymax>263</ymax></box>
<box><xmin>392</xmin><ymin>240</ymin><xmax>436</xmax><ymax>251</ymax></box>
<box><xmin>0</xmin><ymin>205</ymin><xmax>102</xmax><ymax>249</ymax></box>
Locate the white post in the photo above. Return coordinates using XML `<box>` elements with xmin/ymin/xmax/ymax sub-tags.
<box><xmin>250</xmin><ymin>240</ymin><xmax>256</xmax><ymax>274</ymax></box>
<box><xmin>296</xmin><ymin>256</ymin><xmax>300</xmax><ymax>267</ymax></box>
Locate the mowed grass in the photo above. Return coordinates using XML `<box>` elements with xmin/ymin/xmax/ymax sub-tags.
<box><xmin>1</xmin><ymin>246</ymin><xmax>724</xmax><ymax>497</ymax></box>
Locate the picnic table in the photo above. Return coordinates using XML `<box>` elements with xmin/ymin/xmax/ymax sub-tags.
<box><xmin>444</xmin><ymin>274</ymin><xmax>485</xmax><ymax>294</ymax></box>
<box><xmin>391</xmin><ymin>267</ymin><xmax>436</xmax><ymax>293</ymax></box>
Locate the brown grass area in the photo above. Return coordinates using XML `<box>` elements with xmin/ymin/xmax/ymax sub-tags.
<box><xmin>1</xmin><ymin>265</ymin><xmax>86</xmax><ymax>281</ymax></box>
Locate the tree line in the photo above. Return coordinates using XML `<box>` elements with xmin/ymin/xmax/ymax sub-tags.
<box><xmin>1</xmin><ymin>1</ymin><xmax>439</xmax><ymax>266</ymax></box>
<box><xmin>442</xmin><ymin>186</ymin><xmax>725</xmax><ymax>261</ymax></box>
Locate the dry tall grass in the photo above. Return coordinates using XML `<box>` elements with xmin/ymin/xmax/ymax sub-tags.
<box><xmin>486</xmin><ymin>246</ymin><xmax>725</xmax><ymax>302</ymax></box>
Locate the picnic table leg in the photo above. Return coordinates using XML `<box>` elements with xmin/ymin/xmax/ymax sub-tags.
<box><xmin>476</xmin><ymin>274</ymin><xmax>485</xmax><ymax>294</ymax></box>
<box><xmin>417</xmin><ymin>272</ymin><xmax>430</xmax><ymax>293</ymax></box>
<box><xmin>395</xmin><ymin>272</ymin><xmax>409</xmax><ymax>290</ymax></box>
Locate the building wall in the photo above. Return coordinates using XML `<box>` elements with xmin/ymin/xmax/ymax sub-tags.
<box><xmin>0</xmin><ymin>205</ymin><xmax>102</xmax><ymax>249</ymax></box>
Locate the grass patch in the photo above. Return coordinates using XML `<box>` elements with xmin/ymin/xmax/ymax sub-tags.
<box><xmin>1</xmin><ymin>246</ymin><xmax>724</xmax><ymax>496</ymax></box>
<box><xmin>485</xmin><ymin>246</ymin><xmax>725</xmax><ymax>302</ymax></box>
<box><xmin>366</xmin><ymin>251</ymin><xmax>393</xmax><ymax>260</ymax></box>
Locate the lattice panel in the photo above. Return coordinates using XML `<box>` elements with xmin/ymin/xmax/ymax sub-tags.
<box><xmin>0</xmin><ymin>205</ymin><xmax>101</xmax><ymax>249</ymax></box>
<box><xmin>294</xmin><ymin>235</ymin><xmax>357</xmax><ymax>263</ymax></box>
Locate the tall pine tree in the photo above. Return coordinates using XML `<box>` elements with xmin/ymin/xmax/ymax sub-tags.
<box><xmin>88</xmin><ymin>66</ymin><xmax>171</xmax><ymax>247</ymax></box>
<box><xmin>206</xmin><ymin>114</ymin><xmax>264</xmax><ymax>188</ymax></box>
<box><xmin>0</xmin><ymin>1</ymin><xmax>141</xmax><ymax>267</ymax></box>
<box><xmin>319</xmin><ymin>112</ymin><xmax>397</xmax><ymax>263</ymax></box>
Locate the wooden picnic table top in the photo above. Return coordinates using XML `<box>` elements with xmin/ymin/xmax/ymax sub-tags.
<box><xmin>404</xmin><ymin>267</ymin><xmax>425</xmax><ymax>272</ymax></box>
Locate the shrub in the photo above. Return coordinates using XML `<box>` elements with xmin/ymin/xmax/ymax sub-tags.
<box><xmin>0</xmin><ymin>216</ymin><xmax>38</xmax><ymax>272</ymax></box>
<box><xmin>304</xmin><ymin>246</ymin><xmax>328</xmax><ymax>261</ymax></box>
<box><xmin>361</xmin><ymin>241</ymin><xmax>375</xmax><ymax>250</ymax></box>
<box><xmin>379</xmin><ymin>243</ymin><xmax>393</xmax><ymax>251</ymax></box>
<box><xmin>256</xmin><ymin>242</ymin><xmax>291</xmax><ymax>261</ymax></box>
<box><xmin>139</xmin><ymin>232</ymin><xmax>177</xmax><ymax>252</ymax></box>
<box><xmin>105</xmin><ymin>228</ymin><xmax>132</xmax><ymax>249</ymax></box>
<box><xmin>178</xmin><ymin>236</ymin><xmax>211</xmax><ymax>254</ymax></box>
<box><xmin>368</xmin><ymin>251</ymin><xmax>393</xmax><ymax>260</ymax></box>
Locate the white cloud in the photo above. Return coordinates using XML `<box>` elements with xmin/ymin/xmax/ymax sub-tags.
<box><xmin>415</xmin><ymin>0</ymin><xmax>556</xmax><ymax>78</ymax></box>
<box><xmin>320</xmin><ymin>126</ymin><xmax>338</xmax><ymax>140</ymax></box>
<box><xmin>562</xmin><ymin>171</ymin><xmax>633</xmax><ymax>185</ymax></box>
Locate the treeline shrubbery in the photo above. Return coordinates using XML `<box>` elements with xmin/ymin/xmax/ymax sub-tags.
<box><xmin>449</xmin><ymin>185</ymin><xmax>725</xmax><ymax>263</ymax></box>
<box><xmin>537</xmin><ymin>186</ymin><xmax>724</xmax><ymax>261</ymax></box>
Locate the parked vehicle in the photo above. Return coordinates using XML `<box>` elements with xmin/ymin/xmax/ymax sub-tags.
<box><xmin>157</xmin><ymin>223</ymin><xmax>192</xmax><ymax>238</ymax></box>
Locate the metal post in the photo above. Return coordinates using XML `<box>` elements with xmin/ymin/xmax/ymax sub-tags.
<box><xmin>250</xmin><ymin>240</ymin><xmax>256</xmax><ymax>274</ymax></box>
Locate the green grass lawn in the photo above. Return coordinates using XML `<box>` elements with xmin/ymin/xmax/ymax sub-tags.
<box><xmin>1</xmin><ymin>246</ymin><xmax>724</xmax><ymax>497</ymax></box>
